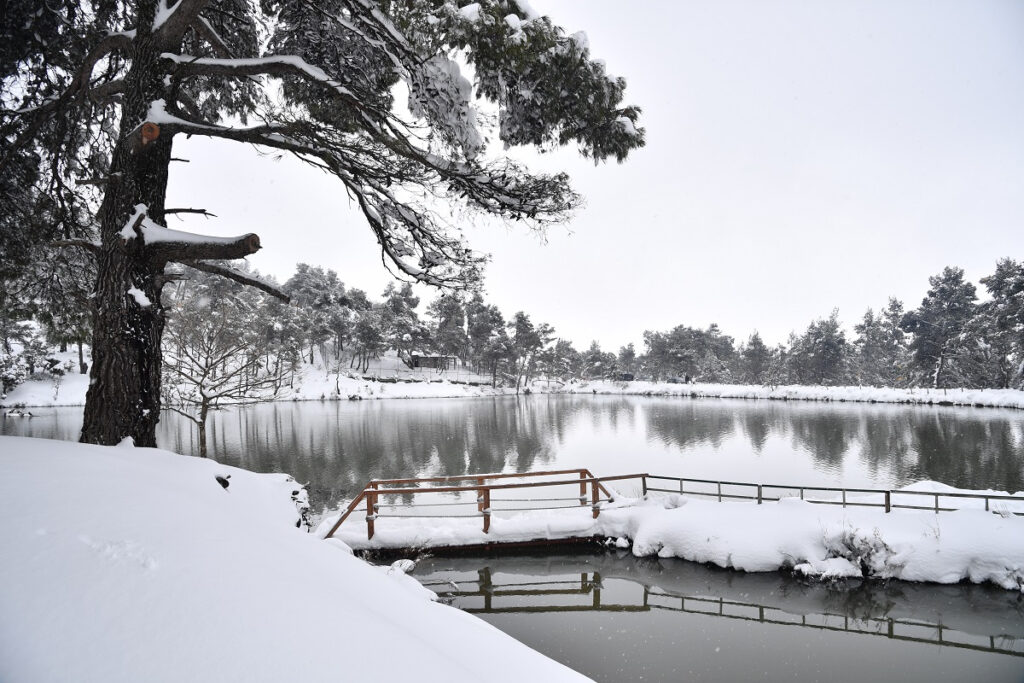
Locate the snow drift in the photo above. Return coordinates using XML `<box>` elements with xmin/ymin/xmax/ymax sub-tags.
<box><xmin>0</xmin><ymin>436</ymin><xmax>587</xmax><ymax>683</ymax></box>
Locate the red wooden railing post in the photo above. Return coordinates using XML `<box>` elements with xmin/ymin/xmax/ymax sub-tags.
<box><xmin>366</xmin><ymin>492</ymin><xmax>376</xmax><ymax>540</ymax></box>
<box><xmin>591</xmin><ymin>480</ymin><xmax>600</xmax><ymax>519</ymax></box>
<box><xmin>482</xmin><ymin>488</ymin><xmax>491</xmax><ymax>533</ymax></box>
<box><xmin>579</xmin><ymin>471</ymin><xmax>587</xmax><ymax>506</ymax></box>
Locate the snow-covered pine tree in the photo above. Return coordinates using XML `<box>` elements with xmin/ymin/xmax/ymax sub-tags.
<box><xmin>900</xmin><ymin>267</ymin><xmax>977</xmax><ymax>389</ymax></box>
<box><xmin>427</xmin><ymin>293</ymin><xmax>468</xmax><ymax>361</ymax></box>
<box><xmin>978</xmin><ymin>259</ymin><xmax>1024</xmax><ymax>389</ymax></box>
<box><xmin>1</xmin><ymin>0</ymin><xmax>644</xmax><ymax>445</ymax></box>
<box><xmin>380</xmin><ymin>282</ymin><xmax>425</xmax><ymax>368</ymax></box>
<box><xmin>739</xmin><ymin>331</ymin><xmax>770</xmax><ymax>384</ymax></box>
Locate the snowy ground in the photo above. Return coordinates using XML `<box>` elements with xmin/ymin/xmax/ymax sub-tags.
<box><xmin>6</xmin><ymin>364</ymin><xmax>1024</xmax><ymax>410</ymax></box>
<box><xmin>324</xmin><ymin>485</ymin><xmax>1024</xmax><ymax>592</ymax></box>
<box><xmin>568</xmin><ymin>379</ymin><xmax>1024</xmax><ymax>410</ymax></box>
<box><xmin>0</xmin><ymin>436</ymin><xmax>588</xmax><ymax>683</ymax></box>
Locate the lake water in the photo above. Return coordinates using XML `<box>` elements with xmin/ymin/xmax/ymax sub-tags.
<box><xmin>4</xmin><ymin>394</ymin><xmax>1024</xmax><ymax>681</ymax></box>
<box><xmin>414</xmin><ymin>550</ymin><xmax>1024</xmax><ymax>683</ymax></box>
<box><xmin>4</xmin><ymin>395</ymin><xmax>1022</xmax><ymax>513</ymax></box>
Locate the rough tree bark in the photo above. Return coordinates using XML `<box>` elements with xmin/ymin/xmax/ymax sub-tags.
<box><xmin>80</xmin><ymin>12</ymin><xmax>267</xmax><ymax>446</ymax></box>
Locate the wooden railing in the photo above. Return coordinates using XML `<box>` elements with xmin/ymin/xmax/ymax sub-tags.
<box><xmin>324</xmin><ymin>469</ymin><xmax>1024</xmax><ymax>541</ymax></box>
<box><xmin>643</xmin><ymin>475</ymin><xmax>1024</xmax><ymax>515</ymax></box>
<box><xmin>323</xmin><ymin>468</ymin><xmax>647</xmax><ymax>540</ymax></box>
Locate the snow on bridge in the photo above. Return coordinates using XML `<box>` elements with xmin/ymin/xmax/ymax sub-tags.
<box><xmin>318</xmin><ymin>469</ymin><xmax>1024</xmax><ymax>591</ymax></box>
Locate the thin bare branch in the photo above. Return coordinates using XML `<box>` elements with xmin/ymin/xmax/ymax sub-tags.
<box><xmin>179</xmin><ymin>260</ymin><xmax>290</xmax><ymax>302</ymax></box>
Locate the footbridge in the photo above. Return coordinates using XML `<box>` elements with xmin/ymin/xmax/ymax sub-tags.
<box><xmin>321</xmin><ymin>468</ymin><xmax>1023</xmax><ymax>551</ymax></box>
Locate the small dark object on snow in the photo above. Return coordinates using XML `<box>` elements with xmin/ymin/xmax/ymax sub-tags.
<box><xmin>215</xmin><ymin>475</ymin><xmax>230</xmax><ymax>490</ymax></box>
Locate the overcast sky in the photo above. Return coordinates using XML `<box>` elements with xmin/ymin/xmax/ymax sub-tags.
<box><xmin>167</xmin><ymin>0</ymin><xmax>1024</xmax><ymax>351</ymax></box>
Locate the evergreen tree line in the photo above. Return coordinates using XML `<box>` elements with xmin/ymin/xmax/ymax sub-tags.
<box><xmin>2</xmin><ymin>259</ymin><xmax>1023</xmax><ymax>395</ymax></box>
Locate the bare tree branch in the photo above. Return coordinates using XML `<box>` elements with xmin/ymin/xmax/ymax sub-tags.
<box><xmin>179</xmin><ymin>260</ymin><xmax>290</xmax><ymax>302</ymax></box>
<box><xmin>165</xmin><ymin>208</ymin><xmax>217</xmax><ymax>217</ymax></box>
<box><xmin>51</xmin><ymin>239</ymin><xmax>100</xmax><ymax>254</ymax></box>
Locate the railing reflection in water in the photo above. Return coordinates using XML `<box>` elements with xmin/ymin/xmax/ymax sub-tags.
<box><xmin>421</xmin><ymin>567</ymin><xmax>1024</xmax><ymax>658</ymax></box>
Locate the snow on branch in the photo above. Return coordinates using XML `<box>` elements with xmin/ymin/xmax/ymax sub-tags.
<box><xmin>152</xmin><ymin>0</ymin><xmax>211</xmax><ymax>46</ymax></box>
<box><xmin>179</xmin><ymin>260</ymin><xmax>290</xmax><ymax>302</ymax></box>
<box><xmin>0</xmin><ymin>33</ymin><xmax>132</xmax><ymax>173</ymax></box>
<box><xmin>161</xmin><ymin>54</ymin><xmax>356</xmax><ymax>97</ymax></box>
<box><xmin>190</xmin><ymin>16</ymin><xmax>232</xmax><ymax>58</ymax></box>
<box><xmin>142</xmin><ymin>221</ymin><xmax>261</xmax><ymax>263</ymax></box>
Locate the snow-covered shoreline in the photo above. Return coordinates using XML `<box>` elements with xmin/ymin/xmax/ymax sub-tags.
<box><xmin>5</xmin><ymin>370</ymin><xmax>1024</xmax><ymax>411</ymax></box>
<box><xmin>0</xmin><ymin>437</ymin><xmax>588</xmax><ymax>682</ymax></box>
<box><xmin>324</xmin><ymin>487</ymin><xmax>1024</xmax><ymax>593</ymax></box>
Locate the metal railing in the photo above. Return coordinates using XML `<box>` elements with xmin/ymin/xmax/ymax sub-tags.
<box><xmin>642</xmin><ymin>475</ymin><xmax>1024</xmax><ymax>515</ymax></box>
<box><xmin>323</xmin><ymin>468</ymin><xmax>647</xmax><ymax>540</ymax></box>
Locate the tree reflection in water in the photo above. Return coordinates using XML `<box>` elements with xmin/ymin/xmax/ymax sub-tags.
<box><xmin>3</xmin><ymin>395</ymin><xmax>1021</xmax><ymax>513</ymax></box>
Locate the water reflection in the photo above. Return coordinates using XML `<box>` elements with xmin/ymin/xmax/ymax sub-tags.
<box><xmin>3</xmin><ymin>396</ymin><xmax>1022</xmax><ymax>512</ymax></box>
<box><xmin>414</xmin><ymin>552</ymin><xmax>1024</xmax><ymax>683</ymax></box>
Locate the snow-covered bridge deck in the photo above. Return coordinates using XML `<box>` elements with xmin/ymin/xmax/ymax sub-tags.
<box><xmin>321</xmin><ymin>468</ymin><xmax>1024</xmax><ymax>553</ymax></box>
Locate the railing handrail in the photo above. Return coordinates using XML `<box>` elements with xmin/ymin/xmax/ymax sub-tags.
<box><xmin>324</xmin><ymin>469</ymin><xmax>1023</xmax><ymax>542</ymax></box>
<box><xmin>356</xmin><ymin>473</ymin><xmax>645</xmax><ymax>497</ymax></box>
<box><xmin>645</xmin><ymin>474</ymin><xmax>1024</xmax><ymax>502</ymax></box>
<box><xmin>369</xmin><ymin>468</ymin><xmax>595</xmax><ymax>487</ymax></box>
<box><xmin>323</xmin><ymin>469</ymin><xmax>643</xmax><ymax>539</ymax></box>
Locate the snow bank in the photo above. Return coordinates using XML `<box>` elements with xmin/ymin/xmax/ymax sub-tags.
<box><xmin>8</xmin><ymin>370</ymin><xmax>1024</xmax><ymax>410</ymax></box>
<box><xmin>325</xmin><ymin>490</ymin><xmax>1024</xmax><ymax>592</ymax></box>
<box><xmin>0</xmin><ymin>436</ymin><xmax>587</xmax><ymax>683</ymax></box>
<box><xmin>570</xmin><ymin>379</ymin><xmax>1024</xmax><ymax>410</ymax></box>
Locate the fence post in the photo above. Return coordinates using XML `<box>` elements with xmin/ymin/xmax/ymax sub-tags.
<box><xmin>482</xmin><ymin>487</ymin><xmax>491</xmax><ymax>534</ymax></box>
<box><xmin>477</xmin><ymin>478</ymin><xmax>485</xmax><ymax>513</ymax></box>
<box><xmin>366</xmin><ymin>488</ymin><xmax>376</xmax><ymax>540</ymax></box>
<box><xmin>579</xmin><ymin>471</ymin><xmax>587</xmax><ymax>506</ymax></box>
<box><xmin>717</xmin><ymin>481</ymin><xmax>722</xmax><ymax>502</ymax></box>
<box><xmin>592</xmin><ymin>480</ymin><xmax>601</xmax><ymax>519</ymax></box>
<box><xmin>842</xmin><ymin>490</ymin><xmax>847</xmax><ymax>508</ymax></box>
<box><xmin>757</xmin><ymin>484</ymin><xmax>762</xmax><ymax>505</ymax></box>
<box><xmin>642</xmin><ymin>476</ymin><xmax>648</xmax><ymax>497</ymax></box>
<box><xmin>934</xmin><ymin>493</ymin><xmax>939</xmax><ymax>514</ymax></box>
<box><xmin>885</xmin><ymin>491</ymin><xmax>891</xmax><ymax>513</ymax></box>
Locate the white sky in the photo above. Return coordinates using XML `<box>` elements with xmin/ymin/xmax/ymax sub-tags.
<box><xmin>166</xmin><ymin>0</ymin><xmax>1024</xmax><ymax>352</ymax></box>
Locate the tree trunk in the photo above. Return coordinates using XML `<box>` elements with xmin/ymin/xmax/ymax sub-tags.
<box><xmin>77</xmin><ymin>340</ymin><xmax>87</xmax><ymax>374</ymax></box>
<box><xmin>198</xmin><ymin>401</ymin><xmax>209</xmax><ymax>458</ymax></box>
<box><xmin>932</xmin><ymin>349</ymin><xmax>946</xmax><ymax>389</ymax></box>
<box><xmin>80</xmin><ymin>32</ymin><xmax>173</xmax><ymax>447</ymax></box>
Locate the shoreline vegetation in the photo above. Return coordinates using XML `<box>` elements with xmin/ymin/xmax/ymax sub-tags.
<box><xmin>5</xmin><ymin>369</ymin><xmax>1024</xmax><ymax>411</ymax></box>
